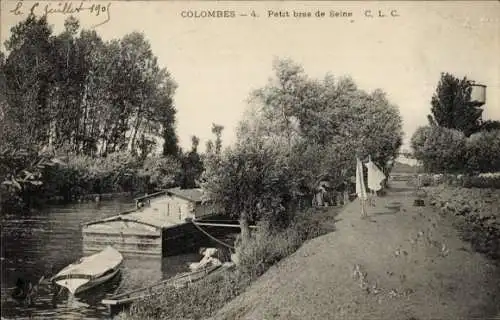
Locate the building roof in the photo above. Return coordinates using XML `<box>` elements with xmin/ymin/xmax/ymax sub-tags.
<box><xmin>134</xmin><ymin>190</ymin><xmax>168</xmax><ymax>202</ymax></box>
<box><xmin>166</xmin><ymin>187</ymin><xmax>205</xmax><ymax>203</ymax></box>
<box><xmin>134</xmin><ymin>188</ymin><xmax>207</xmax><ymax>204</ymax></box>
<box><xmin>83</xmin><ymin>207</ymin><xmax>183</xmax><ymax>230</ymax></box>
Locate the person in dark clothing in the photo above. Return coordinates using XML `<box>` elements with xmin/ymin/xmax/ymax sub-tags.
<box><xmin>12</xmin><ymin>277</ymin><xmax>27</xmax><ymax>300</ymax></box>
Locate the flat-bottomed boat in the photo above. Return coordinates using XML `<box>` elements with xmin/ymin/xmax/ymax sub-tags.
<box><xmin>51</xmin><ymin>246</ymin><xmax>123</xmax><ymax>295</ymax></box>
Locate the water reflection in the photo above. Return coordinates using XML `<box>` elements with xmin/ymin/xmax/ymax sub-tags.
<box><xmin>1</xmin><ymin>199</ymin><xmax>201</xmax><ymax>319</ymax></box>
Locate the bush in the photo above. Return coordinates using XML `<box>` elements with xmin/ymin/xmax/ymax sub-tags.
<box><xmin>411</xmin><ymin>126</ymin><xmax>467</xmax><ymax>173</ymax></box>
<box><xmin>236</xmin><ymin>208</ymin><xmax>336</xmax><ymax>279</ymax></box>
<box><xmin>137</xmin><ymin>156</ymin><xmax>182</xmax><ymax>192</ymax></box>
<box><xmin>410</xmin><ymin>126</ymin><xmax>432</xmax><ymax>162</ymax></box>
<box><xmin>41</xmin><ymin>151</ymin><xmax>143</xmax><ymax>201</ymax></box>
<box><xmin>410</xmin><ymin>173</ymin><xmax>500</xmax><ymax>190</ymax></box>
<box><xmin>466</xmin><ymin>130</ymin><xmax>500</xmax><ymax>173</ymax></box>
<box><xmin>462</xmin><ymin>176</ymin><xmax>500</xmax><ymax>189</ymax></box>
<box><xmin>1</xmin><ymin>150</ymin><xmax>185</xmax><ymax>211</ymax></box>
<box><xmin>236</xmin><ymin>226</ymin><xmax>301</xmax><ymax>278</ymax></box>
<box><xmin>411</xmin><ymin>127</ymin><xmax>500</xmax><ymax>176</ymax></box>
<box><xmin>455</xmin><ymin>216</ymin><xmax>500</xmax><ymax>261</ymax></box>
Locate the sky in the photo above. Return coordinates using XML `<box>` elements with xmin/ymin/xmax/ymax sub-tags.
<box><xmin>1</xmin><ymin>1</ymin><xmax>499</xmax><ymax>152</ymax></box>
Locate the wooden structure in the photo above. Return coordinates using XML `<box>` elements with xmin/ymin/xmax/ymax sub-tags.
<box><xmin>82</xmin><ymin>188</ymin><xmax>220</xmax><ymax>256</ymax></box>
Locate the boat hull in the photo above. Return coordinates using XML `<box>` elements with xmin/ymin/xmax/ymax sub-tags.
<box><xmin>52</xmin><ymin>246</ymin><xmax>124</xmax><ymax>295</ymax></box>
<box><xmin>56</xmin><ymin>267</ymin><xmax>121</xmax><ymax>295</ymax></box>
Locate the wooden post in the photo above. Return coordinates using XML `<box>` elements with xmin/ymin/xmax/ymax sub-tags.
<box><xmin>360</xmin><ymin>198</ymin><xmax>367</xmax><ymax>218</ymax></box>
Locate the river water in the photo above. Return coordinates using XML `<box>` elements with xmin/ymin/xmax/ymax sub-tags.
<box><xmin>0</xmin><ymin>199</ymin><xmax>202</xmax><ymax>319</ymax></box>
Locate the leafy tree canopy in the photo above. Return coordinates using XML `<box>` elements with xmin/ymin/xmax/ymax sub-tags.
<box><xmin>428</xmin><ymin>72</ymin><xmax>483</xmax><ymax>137</ymax></box>
<box><xmin>202</xmin><ymin>58</ymin><xmax>403</xmax><ymax>234</ymax></box>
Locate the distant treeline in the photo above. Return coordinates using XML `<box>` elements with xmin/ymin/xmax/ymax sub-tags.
<box><xmin>411</xmin><ymin>73</ymin><xmax>500</xmax><ymax>176</ymax></box>
<box><xmin>0</xmin><ymin>15</ymin><xmax>207</xmax><ymax>212</ymax></box>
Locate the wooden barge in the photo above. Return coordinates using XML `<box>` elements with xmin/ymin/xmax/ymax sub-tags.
<box><xmin>82</xmin><ymin>188</ymin><xmax>221</xmax><ymax>257</ymax></box>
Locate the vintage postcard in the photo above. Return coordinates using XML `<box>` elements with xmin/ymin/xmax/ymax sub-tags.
<box><xmin>1</xmin><ymin>1</ymin><xmax>499</xmax><ymax>319</ymax></box>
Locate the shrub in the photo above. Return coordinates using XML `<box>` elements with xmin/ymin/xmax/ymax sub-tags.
<box><xmin>455</xmin><ymin>216</ymin><xmax>500</xmax><ymax>261</ymax></box>
<box><xmin>411</xmin><ymin>126</ymin><xmax>500</xmax><ymax>176</ymax></box>
<box><xmin>41</xmin><ymin>151</ymin><xmax>143</xmax><ymax>200</ymax></box>
<box><xmin>137</xmin><ymin>156</ymin><xmax>182</xmax><ymax>192</ymax></box>
<box><xmin>236</xmin><ymin>225</ymin><xmax>301</xmax><ymax>278</ymax></box>
<box><xmin>466</xmin><ymin>130</ymin><xmax>500</xmax><ymax>173</ymax></box>
<box><xmin>236</xmin><ymin>208</ymin><xmax>336</xmax><ymax>279</ymax></box>
<box><xmin>2</xmin><ymin>150</ymin><xmax>185</xmax><ymax>210</ymax></box>
<box><xmin>462</xmin><ymin>176</ymin><xmax>500</xmax><ymax>189</ymax></box>
<box><xmin>416</xmin><ymin>126</ymin><xmax>467</xmax><ymax>173</ymax></box>
<box><xmin>410</xmin><ymin>126</ymin><xmax>432</xmax><ymax>163</ymax></box>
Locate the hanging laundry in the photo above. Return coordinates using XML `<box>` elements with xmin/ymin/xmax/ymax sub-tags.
<box><xmin>365</xmin><ymin>159</ymin><xmax>386</xmax><ymax>192</ymax></box>
<box><xmin>356</xmin><ymin>157</ymin><xmax>368</xmax><ymax>201</ymax></box>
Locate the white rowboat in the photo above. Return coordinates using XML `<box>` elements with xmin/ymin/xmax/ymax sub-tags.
<box><xmin>51</xmin><ymin>246</ymin><xmax>123</xmax><ymax>295</ymax></box>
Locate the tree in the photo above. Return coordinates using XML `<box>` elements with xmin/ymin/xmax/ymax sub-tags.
<box><xmin>205</xmin><ymin>140</ymin><xmax>214</xmax><ymax>154</ymax></box>
<box><xmin>480</xmin><ymin>120</ymin><xmax>500</xmax><ymax>132</ymax></box>
<box><xmin>411</xmin><ymin>126</ymin><xmax>467</xmax><ymax>173</ymax></box>
<box><xmin>161</xmin><ymin>121</ymin><xmax>179</xmax><ymax>157</ymax></box>
<box><xmin>191</xmin><ymin>136</ymin><xmax>199</xmax><ymax>152</ymax></box>
<box><xmin>138</xmin><ymin>156</ymin><xmax>182</xmax><ymax>192</ymax></box>
<box><xmin>246</xmin><ymin>59</ymin><xmax>402</xmax><ymax>188</ymax></box>
<box><xmin>1</xmin><ymin>16</ymin><xmax>181</xmax><ymax>210</ymax></box>
<box><xmin>428</xmin><ymin>73</ymin><xmax>483</xmax><ymax>137</ymax></box>
<box><xmin>0</xmin><ymin>147</ymin><xmax>61</xmax><ymax>211</ymax></box>
<box><xmin>211</xmin><ymin>123</ymin><xmax>224</xmax><ymax>154</ymax></box>
<box><xmin>2</xmin><ymin>16</ymin><xmax>178</xmax><ymax>157</ymax></box>
<box><xmin>180</xmin><ymin>136</ymin><xmax>203</xmax><ymax>189</ymax></box>
<box><xmin>465</xmin><ymin>130</ymin><xmax>500</xmax><ymax>173</ymax></box>
<box><xmin>3</xmin><ymin>15</ymin><xmax>54</xmax><ymax>150</ymax></box>
<box><xmin>202</xmin><ymin>58</ymin><xmax>403</xmax><ymax>242</ymax></box>
<box><xmin>201</xmin><ymin>142</ymin><xmax>293</xmax><ymax>242</ymax></box>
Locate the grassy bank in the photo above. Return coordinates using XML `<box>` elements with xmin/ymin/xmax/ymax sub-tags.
<box><xmin>118</xmin><ymin>180</ymin><xmax>499</xmax><ymax>320</ymax></box>
<box><xmin>207</xmin><ymin>180</ymin><xmax>500</xmax><ymax>320</ymax></box>
<box><xmin>425</xmin><ymin>185</ymin><xmax>500</xmax><ymax>261</ymax></box>
<box><xmin>116</xmin><ymin>207</ymin><xmax>339</xmax><ymax>320</ymax></box>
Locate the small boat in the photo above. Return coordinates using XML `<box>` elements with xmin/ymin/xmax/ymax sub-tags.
<box><xmin>51</xmin><ymin>246</ymin><xmax>123</xmax><ymax>295</ymax></box>
<box><xmin>101</xmin><ymin>263</ymin><xmax>231</xmax><ymax>310</ymax></box>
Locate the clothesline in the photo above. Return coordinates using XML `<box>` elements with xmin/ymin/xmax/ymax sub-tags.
<box><xmin>356</xmin><ymin>154</ymin><xmax>386</xmax><ymax>218</ymax></box>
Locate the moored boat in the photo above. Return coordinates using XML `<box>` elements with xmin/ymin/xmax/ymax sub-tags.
<box><xmin>101</xmin><ymin>262</ymin><xmax>232</xmax><ymax>313</ymax></box>
<box><xmin>51</xmin><ymin>246</ymin><xmax>123</xmax><ymax>295</ymax></box>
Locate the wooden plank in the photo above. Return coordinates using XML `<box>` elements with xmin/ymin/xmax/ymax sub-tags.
<box><xmin>82</xmin><ymin>243</ymin><xmax>161</xmax><ymax>251</ymax></box>
<box><xmin>83</xmin><ymin>246</ymin><xmax>161</xmax><ymax>256</ymax></box>
<box><xmin>102</xmin><ymin>265</ymin><xmax>222</xmax><ymax>306</ymax></box>
<box><xmin>82</xmin><ymin>233</ymin><xmax>161</xmax><ymax>242</ymax></box>
<box><xmin>83</xmin><ymin>239</ymin><xmax>161</xmax><ymax>247</ymax></box>
<box><xmin>83</xmin><ymin>242</ymin><xmax>162</xmax><ymax>255</ymax></box>
<box><xmin>83</xmin><ymin>231</ymin><xmax>160</xmax><ymax>238</ymax></box>
<box><xmin>192</xmin><ymin>221</ymin><xmax>258</xmax><ymax>229</ymax></box>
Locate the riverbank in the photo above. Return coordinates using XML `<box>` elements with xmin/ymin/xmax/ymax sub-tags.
<box><xmin>116</xmin><ymin>205</ymin><xmax>340</xmax><ymax>320</ymax></box>
<box><xmin>209</xmin><ymin>180</ymin><xmax>500</xmax><ymax>320</ymax></box>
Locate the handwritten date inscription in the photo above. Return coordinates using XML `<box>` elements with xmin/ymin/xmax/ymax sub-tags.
<box><xmin>10</xmin><ymin>1</ymin><xmax>111</xmax><ymax>27</ymax></box>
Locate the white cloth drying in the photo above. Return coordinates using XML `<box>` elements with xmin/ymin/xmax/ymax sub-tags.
<box><xmin>364</xmin><ymin>160</ymin><xmax>385</xmax><ymax>192</ymax></box>
<box><xmin>355</xmin><ymin>157</ymin><xmax>368</xmax><ymax>200</ymax></box>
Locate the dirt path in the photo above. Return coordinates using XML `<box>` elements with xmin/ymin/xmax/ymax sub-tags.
<box><xmin>211</xmin><ymin>181</ymin><xmax>500</xmax><ymax>320</ymax></box>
